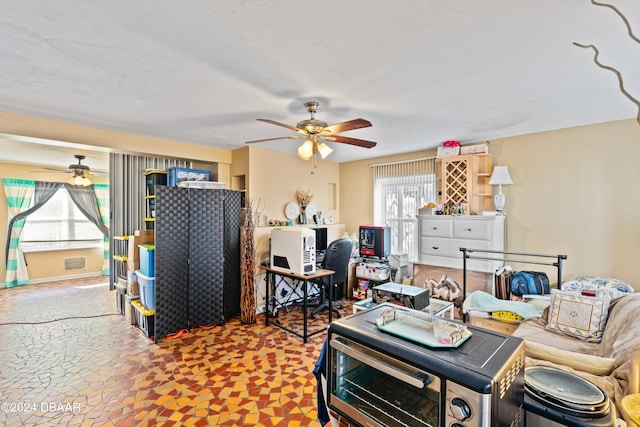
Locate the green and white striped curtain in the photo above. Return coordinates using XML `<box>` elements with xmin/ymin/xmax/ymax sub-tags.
<box><xmin>3</xmin><ymin>179</ymin><xmax>35</xmax><ymax>287</ymax></box>
<box><xmin>93</xmin><ymin>184</ymin><xmax>110</xmax><ymax>275</ymax></box>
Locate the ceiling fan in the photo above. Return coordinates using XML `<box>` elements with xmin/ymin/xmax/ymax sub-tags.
<box><xmin>34</xmin><ymin>154</ymin><xmax>106</xmax><ymax>186</ymax></box>
<box><xmin>245</xmin><ymin>101</ymin><xmax>377</xmax><ymax>162</ymax></box>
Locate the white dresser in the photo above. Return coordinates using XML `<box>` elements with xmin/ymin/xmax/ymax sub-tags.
<box><xmin>417</xmin><ymin>215</ymin><xmax>505</xmax><ymax>272</ymax></box>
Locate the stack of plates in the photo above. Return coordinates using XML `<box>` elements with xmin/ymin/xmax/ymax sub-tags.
<box><xmin>525</xmin><ymin>366</ymin><xmax>611</xmax><ymax>419</ymax></box>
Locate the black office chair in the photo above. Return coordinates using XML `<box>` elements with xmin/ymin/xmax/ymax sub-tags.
<box><xmin>309</xmin><ymin>238</ymin><xmax>352</xmax><ymax>319</ymax></box>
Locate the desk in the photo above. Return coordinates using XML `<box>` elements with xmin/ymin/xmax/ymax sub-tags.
<box><xmin>353</xmin><ymin>297</ymin><xmax>455</xmax><ymax>319</ymax></box>
<box><xmin>261</xmin><ymin>266</ymin><xmax>335</xmax><ymax>343</ymax></box>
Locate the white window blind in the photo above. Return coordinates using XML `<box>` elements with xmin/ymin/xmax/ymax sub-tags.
<box><xmin>372</xmin><ymin>157</ymin><xmax>436</xmax><ymax>261</ymax></box>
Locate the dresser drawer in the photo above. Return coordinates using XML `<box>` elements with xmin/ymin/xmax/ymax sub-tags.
<box><xmin>417</xmin><ymin>215</ymin><xmax>505</xmax><ymax>273</ymax></box>
<box><xmin>419</xmin><ymin>218</ymin><xmax>453</xmax><ymax>238</ymax></box>
<box><xmin>453</xmin><ymin>219</ymin><xmax>492</xmax><ymax>240</ymax></box>
<box><xmin>420</xmin><ymin>237</ymin><xmax>491</xmax><ymax>258</ymax></box>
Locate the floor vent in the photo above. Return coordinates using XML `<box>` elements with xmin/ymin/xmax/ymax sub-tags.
<box><xmin>64</xmin><ymin>257</ymin><xmax>86</xmax><ymax>271</ymax></box>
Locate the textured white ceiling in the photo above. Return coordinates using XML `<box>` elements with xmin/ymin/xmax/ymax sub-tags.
<box><xmin>0</xmin><ymin>0</ymin><xmax>639</xmax><ymax>168</ymax></box>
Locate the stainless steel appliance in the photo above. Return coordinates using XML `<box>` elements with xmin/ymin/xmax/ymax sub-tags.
<box><xmin>327</xmin><ymin>303</ymin><xmax>525</xmax><ymax>427</ymax></box>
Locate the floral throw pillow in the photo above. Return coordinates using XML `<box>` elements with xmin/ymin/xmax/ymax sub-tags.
<box><xmin>561</xmin><ymin>276</ymin><xmax>634</xmax><ymax>299</ymax></box>
<box><xmin>546</xmin><ymin>291</ymin><xmax>610</xmax><ymax>343</ymax></box>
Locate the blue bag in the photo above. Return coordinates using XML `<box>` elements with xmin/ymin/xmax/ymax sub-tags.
<box><xmin>510</xmin><ymin>271</ymin><xmax>550</xmax><ymax>296</ymax></box>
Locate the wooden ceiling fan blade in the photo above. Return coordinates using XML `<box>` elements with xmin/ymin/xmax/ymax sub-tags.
<box><xmin>323</xmin><ymin>118</ymin><xmax>372</xmax><ymax>135</ymax></box>
<box><xmin>245</xmin><ymin>135</ymin><xmax>305</xmax><ymax>144</ymax></box>
<box><xmin>256</xmin><ymin>119</ymin><xmax>302</xmax><ymax>133</ymax></box>
<box><xmin>324</xmin><ymin>135</ymin><xmax>377</xmax><ymax>148</ymax></box>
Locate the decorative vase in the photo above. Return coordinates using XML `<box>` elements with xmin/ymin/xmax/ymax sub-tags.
<box><xmin>299</xmin><ymin>207</ymin><xmax>307</xmax><ymax>224</ymax></box>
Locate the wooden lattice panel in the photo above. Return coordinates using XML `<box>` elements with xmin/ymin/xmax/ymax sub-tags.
<box><xmin>443</xmin><ymin>158</ymin><xmax>469</xmax><ymax>205</ymax></box>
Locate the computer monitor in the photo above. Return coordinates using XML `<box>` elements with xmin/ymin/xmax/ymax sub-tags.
<box><xmin>314</xmin><ymin>227</ymin><xmax>328</xmax><ymax>253</ymax></box>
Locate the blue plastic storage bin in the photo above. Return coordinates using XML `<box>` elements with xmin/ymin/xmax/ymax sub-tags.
<box><xmin>136</xmin><ymin>270</ymin><xmax>156</xmax><ymax>311</ymax></box>
<box><xmin>139</xmin><ymin>243</ymin><xmax>155</xmax><ymax>276</ymax></box>
<box><xmin>167</xmin><ymin>167</ymin><xmax>211</xmax><ymax>187</ymax></box>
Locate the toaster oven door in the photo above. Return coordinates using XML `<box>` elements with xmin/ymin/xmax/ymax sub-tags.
<box><xmin>328</xmin><ymin>334</ymin><xmax>441</xmax><ymax>427</ymax></box>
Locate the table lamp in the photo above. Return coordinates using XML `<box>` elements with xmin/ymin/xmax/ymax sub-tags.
<box><xmin>488</xmin><ymin>166</ymin><xmax>513</xmax><ymax>212</ymax></box>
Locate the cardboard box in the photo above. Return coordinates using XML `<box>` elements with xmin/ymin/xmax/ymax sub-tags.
<box><xmin>127</xmin><ymin>233</ymin><xmax>154</xmax><ymax>261</ymax></box>
<box><xmin>127</xmin><ymin>280</ymin><xmax>139</xmax><ymax>298</ymax></box>
<box><xmin>460</xmin><ymin>143</ymin><xmax>489</xmax><ymax>155</ymax></box>
<box><xmin>436</xmin><ymin>146</ymin><xmax>460</xmax><ymax>158</ymax></box>
<box><xmin>470</xmin><ymin>316</ymin><xmax>518</xmax><ymax>335</ymax></box>
<box><xmin>126</xmin><ymin>260</ymin><xmax>140</xmax><ymax>272</ymax></box>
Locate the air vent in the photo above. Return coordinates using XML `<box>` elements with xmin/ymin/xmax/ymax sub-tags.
<box><xmin>499</xmin><ymin>351</ymin><xmax>525</xmax><ymax>399</ymax></box>
<box><xmin>64</xmin><ymin>257</ymin><xmax>86</xmax><ymax>271</ymax></box>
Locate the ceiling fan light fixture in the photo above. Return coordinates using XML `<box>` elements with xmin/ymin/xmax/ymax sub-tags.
<box><xmin>317</xmin><ymin>142</ymin><xmax>333</xmax><ymax>159</ymax></box>
<box><xmin>297</xmin><ymin>139</ymin><xmax>314</xmax><ymax>160</ymax></box>
<box><xmin>70</xmin><ymin>171</ymin><xmax>92</xmax><ymax>186</ymax></box>
<box><xmin>246</xmin><ymin>101</ymin><xmax>376</xmax><ymax>160</ymax></box>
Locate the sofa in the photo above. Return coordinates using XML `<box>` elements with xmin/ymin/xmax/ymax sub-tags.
<box><xmin>512</xmin><ymin>291</ymin><xmax>640</xmax><ymax>425</ymax></box>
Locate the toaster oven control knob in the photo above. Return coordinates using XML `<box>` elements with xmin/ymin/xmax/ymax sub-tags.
<box><xmin>450</xmin><ymin>397</ymin><xmax>472</xmax><ymax>421</ymax></box>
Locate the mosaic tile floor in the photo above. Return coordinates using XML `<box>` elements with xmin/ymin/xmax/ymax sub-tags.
<box><xmin>0</xmin><ymin>277</ymin><xmax>353</xmax><ymax>426</ymax></box>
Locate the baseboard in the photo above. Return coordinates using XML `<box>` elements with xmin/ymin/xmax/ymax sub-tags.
<box><xmin>3</xmin><ymin>272</ymin><xmax>106</xmax><ymax>287</ymax></box>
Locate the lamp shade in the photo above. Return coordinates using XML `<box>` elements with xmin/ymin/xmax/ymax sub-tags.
<box><xmin>488</xmin><ymin>166</ymin><xmax>513</xmax><ymax>186</ymax></box>
<box><xmin>70</xmin><ymin>172</ymin><xmax>92</xmax><ymax>186</ymax></box>
<box><xmin>316</xmin><ymin>142</ymin><xmax>333</xmax><ymax>159</ymax></box>
<box><xmin>297</xmin><ymin>139</ymin><xmax>314</xmax><ymax>160</ymax></box>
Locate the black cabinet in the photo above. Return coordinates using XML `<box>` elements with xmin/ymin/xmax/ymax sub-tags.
<box><xmin>154</xmin><ymin>186</ymin><xmax>242</xmax><ymax>342</ymax></box>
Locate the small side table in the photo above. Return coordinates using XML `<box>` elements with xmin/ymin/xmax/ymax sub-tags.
<box><xmin>353</xmin><ymin>297</ymin><xmax>454</xmax><ymax>319</ymax></box>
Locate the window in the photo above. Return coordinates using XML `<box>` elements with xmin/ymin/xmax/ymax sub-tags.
<box><xmin>372</xmin><ymin>158</ymin><xmax>436</xmax><ymax>261</ymax></box>
<box><xmin>21</xmin><ymin>187</ymin><xmax>103</xmax><ymax>250</ymax></box>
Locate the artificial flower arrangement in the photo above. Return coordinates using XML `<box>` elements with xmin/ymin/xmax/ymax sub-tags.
<box><xmin>295</xmin><ymin>188</ymin><xmax>313</xmax><ymax>208</ymax></box>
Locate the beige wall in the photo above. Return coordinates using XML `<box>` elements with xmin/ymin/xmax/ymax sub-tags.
<box><xmin>235</xmin><ymin>145</ymin><xmax>341</xmax><ymax>224</ymax></box>
<box><xmin>340</xmin><ymin>118</ymin><xmax>640</xmax><ymax>289</ymax></box>
<box><xmin>25</xmin><ymin>248</ymin><xmax>105</xmax><ymax>282</ymax></box>
<box><xmin>0</xmin><ymin>162</ymin><xmax>109</xmax><ymax>282</ymax></box>
<box><xmin>490</xmin><ymin>119</ymin><xmax>640</xmax><ymax>286</ymax></box>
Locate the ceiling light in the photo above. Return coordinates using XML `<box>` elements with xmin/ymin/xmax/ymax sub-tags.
<box><xmin>317</xmin><ymin>142</ymin><xmax>333</xmax><ymax>159</ymax></box>
<box><xmin>297</xmin><ymin>135</ymin><xmax>334</xmax><ymax>163</ymax></box>
<box><xmin>297</xmin><ymin>139</ymin><xmax>314</xmax><ymax>160</ymax></box>
<box><xmin>70</xmin><ymin>172</ymin><xmax>92</xmax><ymax>186</ymax></box>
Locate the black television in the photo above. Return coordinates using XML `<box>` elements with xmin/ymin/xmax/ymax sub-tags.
<box><xmin>359</xmin><ymin>225</ymin><xmax>391</xmax><ymax>259</ymax></box>
<box><xmin>313</xmin><ymin>227</ymin><xmax>328</xmax><ymax>253</ymax></box>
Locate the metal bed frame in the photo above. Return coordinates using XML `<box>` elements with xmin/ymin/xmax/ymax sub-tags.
<box><xmin>459</xmin><ymin>248</ymin><xmax>567</xmax><ymax>321</ymax></box>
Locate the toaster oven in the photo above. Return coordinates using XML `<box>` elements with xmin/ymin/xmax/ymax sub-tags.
<box><xmin>326</xmin><ymin>303</ymin><xmax>525</xmax><ymax>427</ymax></box>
